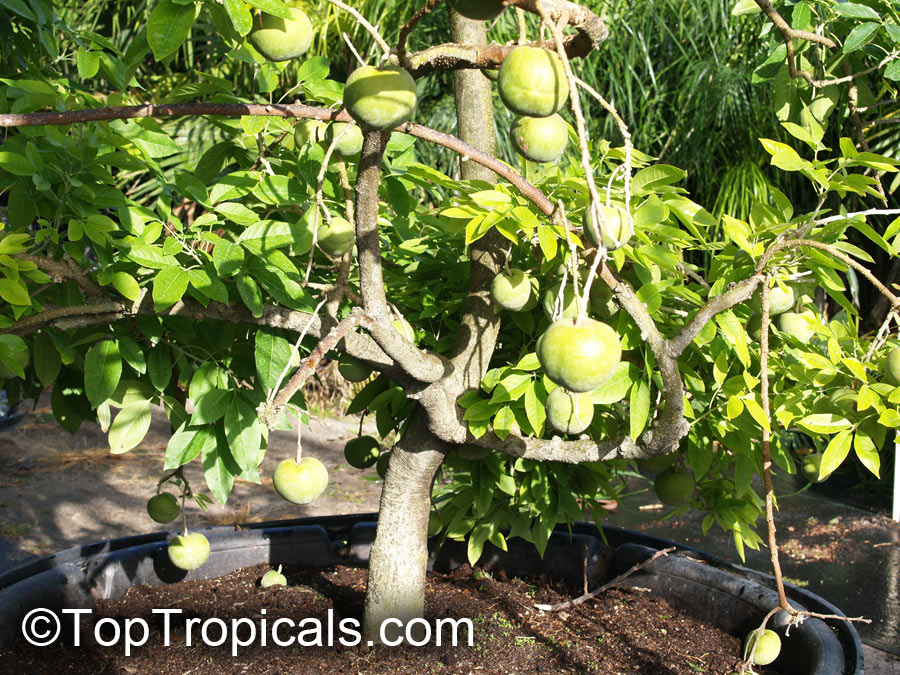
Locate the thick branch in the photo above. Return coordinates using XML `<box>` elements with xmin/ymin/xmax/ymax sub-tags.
<box><xmin>354</xmin><ymin>130</ymin><xmax>448</xmax><ymax>383</ymax></box>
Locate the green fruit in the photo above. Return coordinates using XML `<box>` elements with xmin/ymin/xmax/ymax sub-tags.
<box><xmin>542</xmin><ymin>284</ymin><xmax>579</xmax><ymax>320</ymax></box>
<box><xmin>325</xmin><ymin>122</ymin><xmax>364</xmax><ymax>157</ymax></box>
<box><xmin>747</xmin><ymin>313</ymin><xmax>762</xmax><ymax>341</ymax></box>
<box><xmin>456</xmin><ymin>444</ymin><xmax>491</xmax><ymax>460</ymax></box>
<box><xmin>249</xmin><ymin>8</ymin><xmax>313</xmax><ymax>62</ymax></box>
<box><xmin>491</xmin><ymin>268</ymin><xmax>533</xmax><ymax>312</ymax></box>
<box><xmin>147</xmin><ymin>493</ymin><xmax>181</xmax><ymax>524</ymax></box>
<box><xmin>831</xmin><ymin>387</ymin><xmax>858</xmax><ymax>414</ymax></box>
<box><xmin>344</xmin><ymin>436</ymin><xmax>381</xmax><ymax>469</ymax></box>
<box><xmin>537</xmin><ymin>318</ymin><xmax>622</xmax><ymax>392</ymax></box>
<box><xmin>511</xmin><ymin>114</ymin><xmax>569</xmax><ymax>163</ymax></box>
<box><xmin>883</xmin><ymin>347</ymin><xmax>900</xmax><ymax>385</ymax></box>
<box><xmin>317</xmin><ymin>216</ymin><xmax>355</xmax><ymax>257</ymax></box>
<box><xmin>800</xmin><ymin>453</ymin><xmax>825</xmax><ymax>483</ymax></box>
<box><xmin>752</xmin><ymin>285</ymin><xmax>795</xmax><ymax>316</ymax></box>
<box><xmin>344</xmin><ymin>65</ymin><xmax>418</xmax><ymax>130</ymax></box>
<box><xmin>583</xmin><ymin>204</ymin><xmax>633</xmax><ymax>250</ymax></box>
<box><xmin>273</xmin><ymin>457</ymin><xmax>329</xmax><ymax>504</ymax></box>
<box><xmin>338</xmin><ymin>354</ymin><xmax>372</xmax><ymax>382</ymax></box>
<box><xmin>745</xmin><ymin>628</ymin><xmax>781</xmax><ymax>666</ymax></box>
<box><xmin>0</xmin><ymin>344</ymin><xmax>28</xmax><ymax>379</ymax></box>
<box><xmin>546</xmin><ymin>387</ymin><xmax>594</xmax><ymax>435</ymax></box>
<box><xmin>636</xmin><ymin>453</ymin><xmax>677</xmax><ymax>475</ymax></box>
<box><xmin>653</xmin><ymin>470</ymin><xmax>695</xmax><ymax>506</ymax></box>
<box><xmin>482</xmin><ymin>68</ymin><xmax>499</xmax><ymax>81</ymax></box>
<box><xmin>167</xmin><ymin>532</ymin><xmax>210</xmax><ymax>571</ymax></box>
<box><xmin>498</xmin><ymin>46</ymin><xmax>568</xmax><ymax>118</ymax></box>
<box><xmin>778</xmin><ymin>310</ymin><xmax>816</xmax><ymax>342</ymax></box>
<box><xmin>294</xmin><ymin>119</ymin><xmax>326</xmax><ymax>147</ymax></box>
<box><xmin>376</xmin><ymin>450</ymin><xmax>391</xmax><ymax>479</ymax></box>
<box><xmin>580</xmin><ymin>270</ymin><xmax>618</xmax><ymax>317</ymax></box>
<box><xmin>393</xmin><ymin>317</ymin><xmax>416</xmax><ymax>342</ymax></box>
<box><xmin>260</xmin><ymin>565</ymin><xmax>287</xmax><ymax>587</ymax></box>
<box><xmin>447</xmin><ymin>0</ymin><xmax>506</xmax><ymax>20</ymax></box>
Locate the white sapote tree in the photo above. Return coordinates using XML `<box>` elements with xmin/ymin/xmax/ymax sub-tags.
<box><xmin>0</xmin><ymin>0</ymin><xmax>897</xmax><ymax>652</ymax></box>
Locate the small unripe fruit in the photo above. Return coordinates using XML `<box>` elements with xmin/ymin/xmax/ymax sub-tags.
<box><xmin>325</xmin><ymin>122</ymin><xmax>364</xmax><ymax>157</ymax></box>
<box><xmin>273</xmin><ymin>457</ymin><xmax>329</xmax><ymax>505</ymax></box>
<box><xmin>167</xmin><ymin>532</ymin><xmax>210</xmax><ymax>571</ymax></box>
<box><xmin>583</xmin><ymin>204</ymin><xmax>633</xmax><ymax>250</ymax></box>
<box><xmin>482</xmin><ymin>68</ymin><xmax>499</xmax><ymax>81</ymax></box>
<box><xmin>537</xmin><ymin>318</ymin><xmax>622</xmax><ymax>392</ymax></box>
<box><xmin>636</xmin><ymin>453</ymin><xmax>677</xmax><ymax>475</ymax></box>
<box><xmin>744</xmin><ymin>628</ymin><xmax>782</xmax><ymax>666</ymax></box>
<box><xmin>752</xmin><ymin>285</ymin><xmax>795</xmax><ymax>316</ymax></box>
<box><xmin>498</xmin><ymin>46</ymin><xmax>568</xmax><ymax>118</ymax></box>
<box><xmin>147</xmin><ymin>492</ymin><xmax>180</xmax><ymax>524</ymax></box>
<box><xmin>491</xmin><ymin>268</ymin><xmax>533</xmax><ymax>312</ymax></box>
<box><xmin>249</xmin><ymin>8</ymin><xmax>313</xmax><ymax>62</ymax></box>
<box><xmin>800</xmin><ymin>453</ymin><xmax>825</xmax><ymax>483</ymax></box>
<box><xmin>344</xmin><ymin>66</ymin><xmax>417</xmax><ymax>130</ymax></box>
<box><xmin>317</xmin><ymin>216</ymin><xmax>355</xmax><ymax>257</ymax></box>
<box><xmin>0</xmin><ymin>343</ymin><xmax>28</xmax><ymax>379</ymax></box>
<box><xmin>338</xmin><ymin>354</ymin><xmax>372</xmax><ymax>382</ymax></box>
<box><xmin>294</xmin><ymin>119</ymin><xmax>326</xmax><ymax>147</ymax></box>
<box><xmin>511</xmin><ymin>114</ymin><xmax>569</xmax><ymax>163</ymax></box>
<box><xmin>546</xmin><ymin>387</ymin><xmax>594</xmax><ymax>435</ymax></box>
<box><xmin>376</xmin><ymin>450</ymin><xmax>391</xmax><ymax>479</ymax></box>
<box><xmin>542</xmin><ymin>285</ymin><xmax>580</xmax><ymax>320</ymax></box>
<box><xmin>778</xmin><ymin>310</ymin><xmax>816</xmax><ymax>343</ymax></box>
<box><xmin>344</xmin><ymin>436</ymin><xmax>381</xmax><ymax>470</ymax></box>
<box><xmin>261</xmin><ymin>565</ymin><xmax>287</xmax><ymax>587</ymax></box>
<box><xmin>883</xmin><ymin>347</ymin><xmax>900</xmax><ymax>385</ymax></box>
<box><xmin>654</xmin><ymin>470</ymin><xmax>695</xmax><ymax>505</ymax></box>
<box><xmin>448</xmin><ymin>0</ymin><xmax>506</xmax><ymax>20</ymax></box>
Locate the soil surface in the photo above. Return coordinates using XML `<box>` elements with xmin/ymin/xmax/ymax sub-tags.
<box><xmin>1</xmin><ymin>562</ymin><xmax>755</xmax><ymax>675</ymax></box>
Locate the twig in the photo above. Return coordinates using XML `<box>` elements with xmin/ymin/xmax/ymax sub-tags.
<box><xmin>534</xmin><ymin>546</ymin><xmax>676</xmax><ymax>611</ymax></box>
<box><xmin>325</xmin><ymin>0</ymin><xmax>392</xmax><ymax>58</ymax></box>
<box><xmin>397</xmin><ymin>0</ymin><xmax>443</xmax><ymax>68</ymax></box>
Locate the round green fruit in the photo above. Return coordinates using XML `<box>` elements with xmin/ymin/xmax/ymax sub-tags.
<box><xmin>542</xmin><ymin>284</ymin><xmax>580</xmax><ymax>320</ymax></box>
<box><xmin>747</xmin><ymin>313</ymin><xmax>762</xmax><ymax>341</ymax></box>
<box><xmin>883</xmin><ymin>346</ymin><xmax>900</xmax><ymax>385</ymax></box>
<box><xmin>545</xmin><ymin>387</ymin><xmax>595</xmax><ymax>435</ymax></box>
<box><xmin>491</xmin><ymin>268</ymin><xmax>533</xmax><ymax>312</ymax></box>
<box><xmin>456</xmin><ymin>444</ymin><xmax>491</xmax><ymax>461</ymax></box>
<box><xmin>745</xmin><ymin>628</ymin><xmax>781</xmax><ymax>666</ymax></box>
<box><xmin>167</xmin><ymin>532</ymin><xmax>210</xmax><ymax>571</ymax></box>
<box><xmin>325</xmin><ymin>122</ymin><xmax>364</xmax><ymax>157</ymax></box>
<box><xmin>147</xmin><ymin>492</ymin><xmax>180</xmax><ymax>524</ymax></box>
<box><xmin>482</xmin><ymin>68</ymin><xmax>499</xmax><ymax>81</ymax></box>
<box><xmin>249</xmin><ymin>8</ymin><xmax>313</xmax><ymax>62</ymax></box>
<box><xmin>273</xmin><ymin>457</ymin><xmax>329</xmax><ymax>505</ymax></box>
<box><xmin>338</xmin><ymin>354</ymin><xmax>372</xmax><ymax>382</ymax></box>
<box><xmin>752</xmin><ymin>285</ymin><xmax>795</xmax><ymax>316</ymax></box>
<box><xmin>376</xmin><ymin>450</ymin><xmax>391</xmax><ymax>479</ymax></box>
<box><xmin>537</xmin><ymin>318</ymin><xmax>622</xmax><ymax>393</ymax></box>
<box><xmin>317</xmin><ymin>216</ymin><xmax>355</xmax><ymax>257</ymax></box>
<box><xmin>778</xmin><ymin>310</ymin><xmax>816</xmax><ymax>342</ymax></box>
<box><xmin>344</xmin><ymin>436</ymin><xmax>381</xmax><ymax>470</ymax></box>
<box><xmin>636</xmin><ymin>453</ymin><xmax>677</xmax><ymax>475</ymax></box>
<box><xmin>583</xmin><ymin>204</ymin><xmax>633</xmax><ymax>250</ymax></box>
<box><xmin>344</xmin><ymin>65</ymin><xmax>417</xmax><ymax>130</ymax></box>
<box><xmin>800</xmin><ymin>453</ymin><xmax>825</xmax><ymax>483</ymax></box>
<box><xmin>294</xmin><ymin>119</ymin><xmax>326</xmax><ymax>147</ymax></box>
<box><xmin>498</xmin><ymin>46</ymin><xmax>568</xmax><ymax>118</ymax></box>
<box><xmin>393</xmin><ymin>317</ymin><xmax>416</xmax><ymax>342</ymax></box>
<box><xmin>653</xmin><ymin>470</ymin><xmax>695</xmax><ymax>506</ymax></box>
<box><xmin>511</xmin><ymin>114</ymin><xmax>569</xmax><ymax>163</ymax></box>
<box><xmin>260</xmin><ymin>565</ymin><xmax>287</xmax><ymax>587</ymax></box>
<box><xmin>447</xmin><ymin>0</ymin><xmax>506</xmax><ymax>20</ymax></box>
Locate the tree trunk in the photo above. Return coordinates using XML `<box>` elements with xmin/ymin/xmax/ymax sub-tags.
<box><xmin>362</xmin><ymin>413</ymin><xmax>446</xmax><ymax>642</ymax></box>
<box><xmin>361</xmin><ymin>11</ymin><xmax>499</xmax><ymax>644</ymax></box>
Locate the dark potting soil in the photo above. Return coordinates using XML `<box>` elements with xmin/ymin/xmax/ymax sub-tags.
<box><xmin>1</xmin><ymin>563</ymin><xmax>761</xmax><ymax>674</ymax></box>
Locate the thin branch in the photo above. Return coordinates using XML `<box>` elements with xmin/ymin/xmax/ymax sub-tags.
<box><xmin>397</xmin><ymin>0</ymin><xmax>443</xmax><ymax>69</ymax></box>
<box><xmin>534</xmin><ymin>546</ymin><xmax>676</xmax><ymax>611</ymax></box>
<box><xmin>325</xmin><ymin>0</ymin><xmax>392</xmax><ymax>58</ymax></box>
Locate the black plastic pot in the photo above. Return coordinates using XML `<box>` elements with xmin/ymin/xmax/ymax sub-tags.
<box><xmin>0</xmin><ymin>513</ymin><xmax>864</xmax><ymax>674</ymax></box>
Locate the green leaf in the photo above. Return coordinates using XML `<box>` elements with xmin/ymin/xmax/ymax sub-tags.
<box><xmin>236</xmin><ymin>274</ymin><xmax>264</xmax><ymax>317</ymax></box>
<box><xmin>202</xmin><ymin>436</ymin><xmax>236</xmax><ymax>505</ymax></box>
<box><xmin>108</xmin><ymin>400</ymin><xmax>152</xmax><ymax>454</ymax></box>
<box><xmin>797</xmin><ymin>413</ymin><xmax>853</xmax><ymax>434</ymax></box>
<box><xmin>715</xmin><ymin>310</ymin><xmax>751</xmax><ymax>368</ymax></box>
<box><xmin>629</xmin><ymin>379</ymin><xmax>651</xmax><ymax>439</ymax></box>
<box><xmin>820</xmin><ymin>429</ymin><xmax>853</xmax><ymax>478</ymax></box>
<box><xmin>76</xmin><ymin>47</ymin><xmax>100</xmax><ymax>79</ymax></box>
<box><xmin>833</xmin><ymin>3</ymin><xmax>880</xmax><ymax>20</ymax></box>
<box><xmin>591</xmin><ymin>361</ymin><xmax>637</xmax><ymax>404</ymax></box>
<box><xmin>111</xmin><ymin>272</ymin><xmax>141</xmax><ymax>302</ymax></box>
<box><xmin>224</xmin><ymin>395</ymin><xmax>262</xmax><ymax>471</ymax></box>
<box><xmin>0</xmin><ymin>278</ymin><xmax>30</xmax><ymax>306</ymax></box>
<box><xmin>631</xmin><ymin>165</ymin><xmax>687</xmax><ymax>195</ymax></box>
<box><xmin>759</xmin><ymin>139</ymin><xmax>808</xmax><ymax>171</ymax></box>
<box><xmin>84</xmin><ymin>341</ymin><xmax>123</xmax><ymax>408</ymax></box>
<box><xmin>0</xmin><ymin>151</ymin><xmax>34</xmax><ymax>176</ymax></box>
<box><xmin>523</xmin><ymin>380</ymin><xmax>546</xmax><ymax>437</ymax></box>
<box><xmin>211</xmin><ymin>238</ymin><xmax>245</xmax><ymax>277</ymax></box>
<box><xmin>843</xmin><ymin>22</ymin><xmax>880</xmax><ymax>53</ymax></box>
<box><xmin>223</xmin><ymin>0</ymin><xmax>252</xmax><ymax>35</ymax></box>
<box><xmin>147</xmin><ymin>345</ymin><xmax>172</xmax><ymax>391</ymax></box>
<box><xmin>147</xmin><ymin>0</ymin><xmax>196</xmax><ymax>61</ymax></box>
<box><xmin>245</xmin><ymin>0</ymin><xmax>292</xmax><ymax>19</ymax></box>
<box><xmin>33</xmin><ymin>332</ymin><xmax>60</xmax><ymax>387</ymax></box>
<box><xmin>165</xmin><ymin>422</ymin><xmax>215</xmax><ymax>469</ymax></box>
<box><xmin>192</xmin><ymin>388</ymin><xmax>230</xmax><ymax>424</ymax></box>
<box><xmin>152</xmin><ymin>265</ymin><xmax>189</xmax><ymax>309</ymax></box>
<box><xmin>492</xmin><ymin>406</ymin><xmax>516</xmax><ymax>440</ymax></box>
<box><xmin>255</xmin><ymin>329</ymin><xmax>293</xmax><ymax>392</ymax></box>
